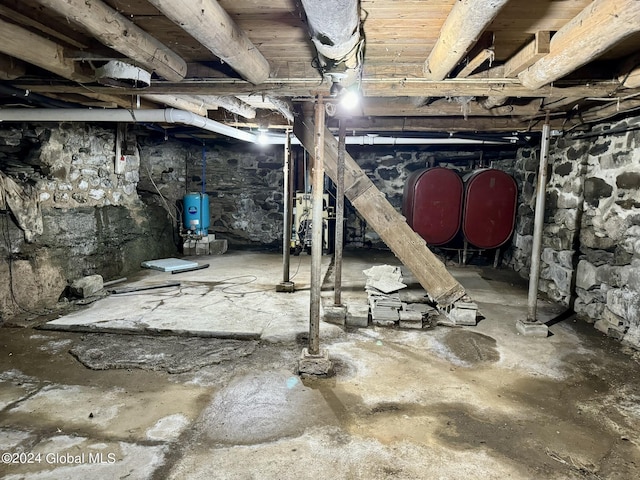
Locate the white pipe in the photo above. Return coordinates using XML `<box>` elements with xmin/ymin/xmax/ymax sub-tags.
<box><xmin>0</xmin><ymin>108</ymin><xmax>512</xmax><ymax>145</ymax></box>
<box><xmin>0</xmin><ymin>108</ymin><xmax>257</xmax><ymax>143</ymax></box>
<box><xmin>264</xmin><ymin>134</ymin><xmax>509</xmax><ymax>146</ymax></box>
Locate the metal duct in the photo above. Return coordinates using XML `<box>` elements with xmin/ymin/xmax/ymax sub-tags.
<box><xmin>0</xmin><ymin>108</ymin><xmax>257</xmax><ymax>143</ymax></box>
<box><xmin>300</xmin><ymin>0</ymin><xmax>362</xmax><ymax>87</ymax></box>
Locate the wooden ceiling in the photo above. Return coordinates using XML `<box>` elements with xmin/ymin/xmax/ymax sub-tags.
<box><xmin>0</xmin><ymin>0</ymin><xmax>639</xmax><ymax>136</ymax></box>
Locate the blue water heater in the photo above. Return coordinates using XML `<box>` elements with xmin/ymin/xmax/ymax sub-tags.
<box><xmin>183</xmin><ymin>192</ymin><xmax>210</xmax><ymax>236</ymax></box>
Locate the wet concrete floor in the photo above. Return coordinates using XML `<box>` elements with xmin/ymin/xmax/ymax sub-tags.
<box><xmin>1</xmin><ymin>250</ymin><xmax>640</xmax><ymax>479</ymax></box>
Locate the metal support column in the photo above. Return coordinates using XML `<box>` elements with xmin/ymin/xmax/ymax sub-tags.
<box><xmin>518</xmin><ymin>113</ymin><xmax>551</xmax><ymax>336</ymax></box>
<box><xmin>309</xmin><ymin>96</ymin><xmax>325</xmax><ymax>355</ymax></box>
<box><xmin>333</xmin><ymin>120</ymin><xmax>346</xmax><ymax>306</ymax></box>
<box><xmin>277</xmin><ymin>128</ymin><xmax>295</xmax><ymax>292</ymax></box>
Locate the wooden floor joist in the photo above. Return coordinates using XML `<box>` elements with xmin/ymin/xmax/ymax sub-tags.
<box><xmin>293</xmin><ymin>115</ymin><xmax>466</xmax><ymax>307</ymax></box>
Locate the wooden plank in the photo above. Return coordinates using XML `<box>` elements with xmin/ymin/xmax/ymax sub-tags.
<box><xmin>16</xmin><ymin>79</ymin><xmax>632</xmax><ymax>100</ymax></box>
<box><xmin>0</xmin><ymin>18</ymin><xmax>91</xmax><ymax>82</ymax></box>
<box><xmin>34</xmin><ymin>0</ymin><xmax>187</xmax><ymax>82</ymax></box>
<box><xmin>504</xmin><ymin>31</ymin><xmax>550</xmax><ymax>77</ymax></box>
<box><xmin>362</xmin><ymin>97</ymin><xmax>540</xmax><ymax>117</ymax></box>
<box><xmin>293</xmin><ymin>114</ymin><xmax>466</xmax><ymax>307</ymax></box>
<box><xmin>424</xmin><ymin>0</ymin><xmax>510</xmax><ymax>80</ymax></box>
<box><xmin>519</xmin><ymin>0</ymin><xmax>640</xmax><ymax>90</ymax></box>
<box><xmin>457</xmin><ymin>49</ymin><xmax>494</xmax><ymax>78</ymax></box>
<box><xmin>146</xmin><ymin>0</ymin><xmax>270</xmax><ymax>84</ymax></box>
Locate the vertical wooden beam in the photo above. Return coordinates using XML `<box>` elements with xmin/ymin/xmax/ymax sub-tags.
<box><xmin>309</xmin><ymin>96</ymin><xmax>326</xmax><ymax>355</ymax></box>
<box><xmin>333</xmin><ymin>119</ymin><xmax>347</xmax><ymax>307</ymax></box>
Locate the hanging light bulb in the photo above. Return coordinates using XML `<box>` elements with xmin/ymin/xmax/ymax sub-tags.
<box><xmin>340</xmin><ymin>88</ymin><xmax>360</xmax><ymax>110</ymax></box>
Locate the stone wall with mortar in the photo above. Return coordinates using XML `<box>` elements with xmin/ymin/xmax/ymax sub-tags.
<box><xmin>507</xmin><ymin>116</ymin><xmax>640</xmax><ymax>349</ymax></box>
<box><xmin>0</xmin><ymin>124</ymin><xmax>176</xmax><ymax>321</ymax></box>
<box><xmin>138</xmin><ymin>135</ymin><xmax>284</xmax><ymax>248</ymax></box>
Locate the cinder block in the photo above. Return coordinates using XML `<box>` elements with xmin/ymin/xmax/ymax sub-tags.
<box><xmin>323</xmin><ymin>305</ymin><xmax>347</xmax><ymax>326</ymax></box>
<box><xmin>399</xmin><ymin>320</ymin><xmax>423</xmax><ymax>329</ymax></box>
<box><xmin>346</xmin><ymin>304</ymin><xmax>369</xmax><ymax>327</ymax></box>
<box><xmin>447</xmin><ymin>301</ymin><xmax>478</xmax><ymax>326</ymax></box>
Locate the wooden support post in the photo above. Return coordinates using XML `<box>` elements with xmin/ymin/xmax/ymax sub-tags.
<box><xmin>309</xmin><ymin>96</ymin><xmax>325</xmax><ymax>355</ymax></box>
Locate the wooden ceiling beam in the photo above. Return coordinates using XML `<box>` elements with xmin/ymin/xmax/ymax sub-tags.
<box><xmin>483</xmin><ymin>31</ymin><xmax>550</xmax><ymax>109</ymax></box>
<box><xmin>197</xmin><ymin>95</ymin><xmax>257</xmax><ymax>119</ymax></box>
<box><xmin>360</xmin><ymin>97</ymin><xmax>541</xmax><ymax>117</ymax></box>
<box><xmin>15</xmin><ymin>78</ymin><xmax>629</xmax><ymax>100</ymax></box>
<box><xmin>519</xmin><ymin>0</ymin><xmax>640</xmax><ymax>90</ymax></box>
<box><xmin>423</xmin><ymin>0</ymin><xmax>510</xmax><ymax>80</ymax></box>
<box><xmin>456</xmin><ymin>49</ymin><xmax>495</xmax><ymax>79</ymax></box>
<box><xmin>0</xmin><ymin>53</ymin><xmax>26</xmax><ymax>80</ymax></box>
<box><xmin>618</xmin><ymin>53</ymin><xmax>640</xmax><ymax>89</ymax></box>
<box><xmin>146</xmin><ymin>0</ymin><xmax>270</xmax><ymax>85</ymax></box>
<box><xmin>504</xmin><ymin>31</ymin><xmax>551</xmax><ymax>78</ymax></box>
<box><xmin>0</xmin><ymin>18</ymin><xmax>92</xmax><ymax>83</ymax></box>
<box><xmin>33</xmin><ymin>0</ymin><xmax>187</xmax><ymax>82</ymax></box>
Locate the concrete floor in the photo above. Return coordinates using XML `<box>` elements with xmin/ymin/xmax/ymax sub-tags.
<box><xmin>1</xmin><ymin>250</ymin><xmax>640</xmax><ymax>479</ymax></box>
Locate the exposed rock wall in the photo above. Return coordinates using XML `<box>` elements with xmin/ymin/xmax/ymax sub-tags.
<box><xmin>508</xmin><ymin>116</ymin><xmax>640</xmax><ymax>349</ymax></box>
<box><xmin>0</xmin><ymin>124</ymin><xmax>176</xmax><ymax>321</ymax></box>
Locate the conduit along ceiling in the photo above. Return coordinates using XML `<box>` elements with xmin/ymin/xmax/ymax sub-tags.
<box><xmin>0</xmin><ymin>0</ymin><xmax>639</xmax><ymax>142</ymax></box>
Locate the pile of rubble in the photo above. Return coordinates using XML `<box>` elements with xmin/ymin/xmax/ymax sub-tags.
<box><xmin>363</xmin><ymin>265</ymin><xmax>439</xmax><ymax>329</ymax></box>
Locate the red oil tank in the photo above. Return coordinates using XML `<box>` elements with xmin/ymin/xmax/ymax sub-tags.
<box><xmin>462</xmin><ymin>169</ymin><xmax>517</xmax><ymax>249</ymax></box>
<box><xmin>403</xmin><ymin>167</ymin><xmax>463</xmax><ymax>246</ymax></box>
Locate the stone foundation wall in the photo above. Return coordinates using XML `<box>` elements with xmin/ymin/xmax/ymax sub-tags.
<box><xmin>508</xmin><ymin>116</ymin><xmax>640</xmax><ymax>349</ymax></box>
<box><xmin>0</xmin><ymin>124</ymin><xmax>176</xmax><ymax>321</ymax></box>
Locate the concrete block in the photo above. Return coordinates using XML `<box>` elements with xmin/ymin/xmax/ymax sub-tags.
<box><xmin>346</xmin><ymin>304</ymin><xmax>369</xmax><ymax>328</ymax></box>
<box><xmin>298</xmin><ymin>348</ymin><xmax>333</xmax><ymax>376</ymax></box>
<box><xmin>447</xmin><ymin>302</ymin><xmax>478</xmax><ymax>326</ymax></box>
<box><xmin>323</xmin><ymin>305</ymin><xmax>347</xmax><ymax>327</ymax></box>
<box><xmin>399</xmin><ymin>310</ymin><xmax>423</xmax><ymax>321</ymax></box>
<box><xmin>71</xmin><ymin>274</ymin><xmax>103</xmax><ymax>298</ymax></box>
<box><xmin>276</xmin><ymin>281</ymin><xmax>295</xmax><ymax>293</ymax></box>
<box><xmin>183</xmin><ymin>236</ymin><xmax>228</xmax><ymax>256</ymax></box>
<box><xmin>516</xmin><ymin>319</ymin><xmax>549</xmax><ymax>337</ymax></box>
<box><xmin>210</xmin><ymin>239</ymin><xmax>228</xmax><ymax>255</ymax></box>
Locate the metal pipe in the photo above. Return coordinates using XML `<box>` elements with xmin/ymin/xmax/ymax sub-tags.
<box><xmin>309</xmin><ymin>96</ymin><xmax>325</xmax><ymax>356</ymax></box>
<box><xmin>333</xmin><ymin>119</ymin><xmax>346</xmax><ymax>306</ymax></box>
<box><xmin>527</xmin><ymin>114</ymin><xmax>551</xmax><ymax>322</ymax></box>
<box><xmin>282</xmin><ymin>129</ymin><xmax>292</xmax><ymax>283</ymax></box>
<box><xmin>0</xmin><ymin>108</ymin><xmax>257</xmax><ymax>143</ymax></box>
